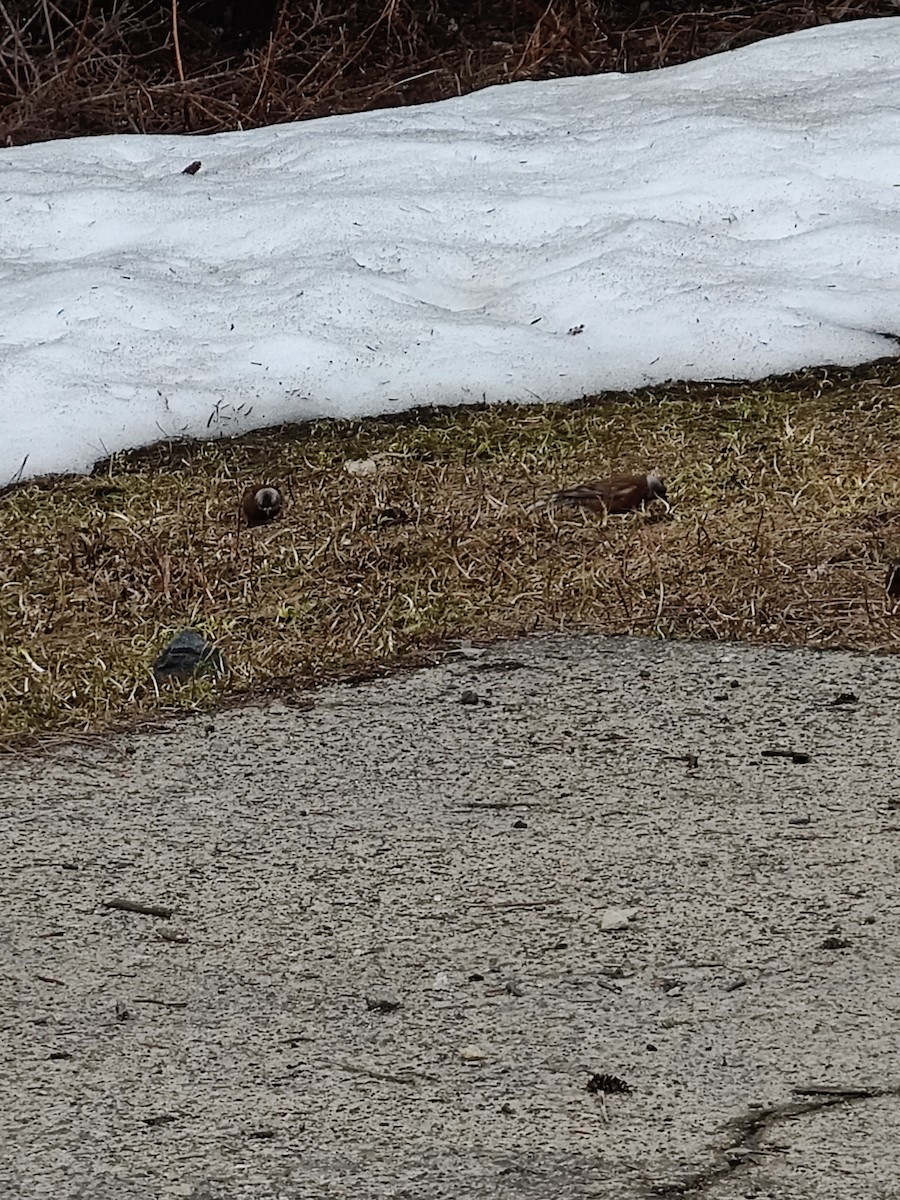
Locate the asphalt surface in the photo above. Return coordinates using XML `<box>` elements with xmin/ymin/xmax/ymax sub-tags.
<box><xmin>4</xmin><ymin>633</ymin><xmax>900</xmax><ymax>1199</ymax></box>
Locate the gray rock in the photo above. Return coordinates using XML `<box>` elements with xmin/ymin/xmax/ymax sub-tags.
<box><xmin>152</xmin><ymin>629</ymin><xmax>226</xmax><ymax>681</ymax></box>
<box><xmin>365</xmin><ymin>989</ymin><xmax>403</xmax><ymax>1014</ymax></box>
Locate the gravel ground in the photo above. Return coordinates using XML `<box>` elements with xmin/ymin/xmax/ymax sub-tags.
<box><xmin>3</xmin><ymin>634</ymin><xmax>900</xmax><ymax>1200</ymax></box>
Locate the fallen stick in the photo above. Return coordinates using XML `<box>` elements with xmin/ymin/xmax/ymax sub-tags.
<box><xmin>792</xmin><ymin>1085</ymin><xmax>877</xmax><ymax>1098</ymax></box>
<box><xmin>450</xmin><ymin>801</ymin><xmax>548</xmax><ymax>811</ymax></box>
<box><xmin>103</xmin><ymin>898</ymin><xmax>174</xmax><ymax>918</ymax></box>
<box><xmin>133</xmin><ymin>998</ymin><xmax>188</xmax><ymax>1008</ymax></box>
<box><xmin>334</xmin><ymin>1059</ymin><xmax>438</xmax><ymax>1084</ymax></box>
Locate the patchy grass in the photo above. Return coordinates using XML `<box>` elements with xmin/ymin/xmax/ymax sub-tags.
<box><xmin>3</xmin><ymin>358</ymin><xmax>900</xmax><ymax>749</ymax></box>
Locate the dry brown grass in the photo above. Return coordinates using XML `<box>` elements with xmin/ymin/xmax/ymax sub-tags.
<box><xmin>3</xmin><ymin>358</ymin><xmax>900</xmax><ymax>750</ymax></box>
<box><xmin>2</xmin><ymin>1</ymin><xmax>896</xmax><ymax>145</ymax></box>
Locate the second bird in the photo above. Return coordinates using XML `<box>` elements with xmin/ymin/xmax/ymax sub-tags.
<box><xmin>544</xmin><ymin>470</ymin><xmax>669</xmax><ymax>515</ymax></box>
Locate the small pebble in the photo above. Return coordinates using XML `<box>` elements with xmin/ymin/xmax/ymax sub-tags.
<box><xmin>459</xmin><ymin>1044</ymin><xmax>487</xmax><ymax>1063</ymax></box>
<box><xmin>365</xmin><ymin>990</ymin><xmax>402</xmax><ymax>1013</ymax></box>
<box><xmin>460</xmin><ymin>690</ymin><xmax>480</xmax><ymax>705</ymax></box>
<box><xmin>513</xmin><ymin>818</ymin><xmax>528</xmax><ymax>829</ymax></box>
<box><xmin>344</xmin><ymin>457</ymin><xmax>379</xmax><ymax>477</ymax></box>
<box><xmin>600</xmin><ymin>906</ymin><xmax>638</xmax><ymax>931</ymax></box>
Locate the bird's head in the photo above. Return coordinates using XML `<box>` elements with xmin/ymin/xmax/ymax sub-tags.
<box><xmin>646</xmin><ymin>472</ymin><xmax>667</xmax><ymax>501</ymax></box>
<box><xmin>255</xmin><ymin>487</ymin><xmax>281</xmax><ymax>516</ymax></box>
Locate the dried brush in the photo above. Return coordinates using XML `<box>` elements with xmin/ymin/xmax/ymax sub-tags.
<box><xmin>586</xmin><ymin>1073</ymin><xmax>632</xmax><ymax>1095</ymax></box>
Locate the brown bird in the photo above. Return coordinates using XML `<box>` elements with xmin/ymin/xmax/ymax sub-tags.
<box><xmin>886</xmin><ymin>563</ymin><xmax>900</xmax><ymax>598</ymax></box>
<box><xmin>241</xmin><ymin>485</ymin><xmax>282</xmax><ymax>528</ymax></box>
<box><xmin>540</xmin><ymin>470</ymin><xmax>669</xmax><ymax>515</ymax></box>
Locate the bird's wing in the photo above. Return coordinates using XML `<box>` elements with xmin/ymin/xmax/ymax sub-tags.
<box><xmin>604</xmin><ymin>477</ymin><xmax>643</xmax><ymax>510</ymax></box>
<box><xmin>549</xmin><ymin>482</ymin><xmax>607</xmax><ymax>506</ymax></box>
